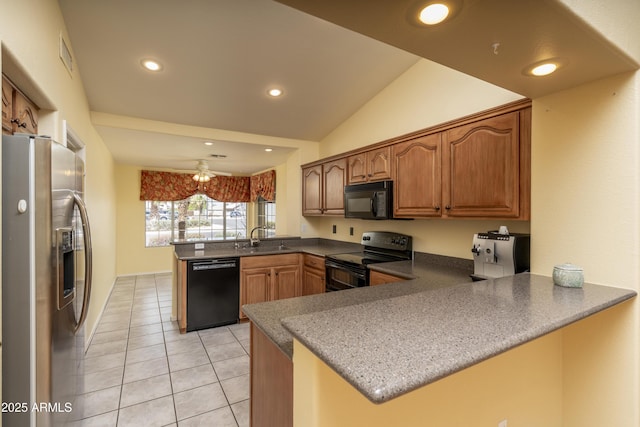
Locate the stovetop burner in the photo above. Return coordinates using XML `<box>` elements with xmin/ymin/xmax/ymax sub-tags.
<box><xmin>325</xmin><ymin>231</ymin><xmax>413</xmax><ymax>268</ymax></box>
<box><xmin>327</xmin><ymin>251</ymin><xmax>407</xmax><ymax>267</ymax></box>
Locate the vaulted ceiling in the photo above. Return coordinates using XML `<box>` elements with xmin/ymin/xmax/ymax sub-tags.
<box><xmin>58</xmin><ymin>0</ymin><xmax>637</xmax><ymax>174</ymax></box>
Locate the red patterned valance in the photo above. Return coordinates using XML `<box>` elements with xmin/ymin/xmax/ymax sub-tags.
<box><xmin>250</xmin><ymin>170</ymin><xmax>276</xmax><ymax>202</ymax></box>
<box><xmin>140</xmin><ymin>171</ymin><xmax>195</xmax><ymax>201</ymax></box>
<box><xmin>140</xmin><ymin>169</ymin><xmax>275</xmax><ymax>202</ymax></box>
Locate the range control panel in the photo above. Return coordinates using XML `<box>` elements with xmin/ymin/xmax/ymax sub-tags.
<box><xmin>361</xmin><ymin>231</ymin><xmax>412</xmax><ymax>251</ymax></box>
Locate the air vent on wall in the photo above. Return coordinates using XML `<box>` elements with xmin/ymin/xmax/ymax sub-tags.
<box><xmin>59</xmin><ymin>33</ymin><xmax>73</xmax><ymax>75</ymax></box>
<box><xmin>210</xmin><ymin>154</ymin><xmax>227</xmax><ymax>159</ymax></box>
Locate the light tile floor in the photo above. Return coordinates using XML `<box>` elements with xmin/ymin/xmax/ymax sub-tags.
<box><xmin>73</xmin><ymin>273</ymin><xmax>250</xmax><ymax>427</ymax></box>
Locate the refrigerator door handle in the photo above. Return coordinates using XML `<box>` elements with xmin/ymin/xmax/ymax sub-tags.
<box><xmin>73</xmin><ymin>193</ymin><xmax>93</xmax><ymax>333</ymax></box>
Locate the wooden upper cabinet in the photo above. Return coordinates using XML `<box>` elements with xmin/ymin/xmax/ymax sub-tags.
<box><xmin>302</xmin><ymin>159</ymin><xmax>347</xmax><ymax>216</ymax></box>
<box><xmin>442</xmin><ymin>112</ymin><xmax>520</xmax><ymax>218</ymax></box>
<box><xmin>302</xmin><ymin>165</ymin><xmax>323</xmax><ymax>216</ymax></box>
<box><xmin>322</xmin><ymin>158</ymin><xmax>347</xmax><ymax>215</ymax></box>
<box><xmin>12</xmin><ymin>90</ymin><xmax>39</xmax><ymax>135</ymax></box>
<box><xmin>347</xmin><ymin>146</ymin><xmax>391</xmax><ymax>184</ymax></box>
<box><xmin>2</xmin><ymin>77</ymin><xmax>13</xmax><ymax>134</ymax></box>
<box><xmin>392</xmin><ymin>134</ymin><xmax>442</xmax><ymax>217</ymax></box>
<box><xmin>303</xmin><ymin>100</ymin><xmax>530</xmax><ymax>220</ymax></box>
<box><xmin>2</xmin><ymin>75</ymin><xmax>39</xmax><ymax>135</ymax></box>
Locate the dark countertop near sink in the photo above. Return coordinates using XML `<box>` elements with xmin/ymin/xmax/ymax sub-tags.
<box><xmin>173</xmin><ymin>237</ymin><xmax>362</xmax><ymax>260</ymax></box>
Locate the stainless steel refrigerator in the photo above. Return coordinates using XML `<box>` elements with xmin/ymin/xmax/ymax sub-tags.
<box><xmin>2</xmin><ymin>134</ymin><xmax>93</xmax><ymax>426</ymax></box>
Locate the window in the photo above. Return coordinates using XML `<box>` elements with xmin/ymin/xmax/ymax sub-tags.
<box><xmin>145</xmin><ymin>196</ymin><xmax>247</xmax><ymax>247</ymax></box>
<box><xmin>257</xmin><ymin>197</ymin><xmax>276</xmax><ymax>238</ymax></box>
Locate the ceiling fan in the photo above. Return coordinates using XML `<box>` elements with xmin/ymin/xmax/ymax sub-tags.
<box><xmin>168</xmin><ymin>159</ymin><xmax>232</xmax><ymax>180</ymax></box>
<box><xmin>191</xmin><ymin>159</ymin><xmax>231</xmax><ymax>182</ymax></box>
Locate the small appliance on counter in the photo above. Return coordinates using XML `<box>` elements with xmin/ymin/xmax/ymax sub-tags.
<box><xmin>470</xmin><ymin>229</ymin><xmax>530</xmax><ymax>281</ymax></box>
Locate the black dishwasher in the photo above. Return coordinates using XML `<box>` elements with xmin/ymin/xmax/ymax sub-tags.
<box><xmin>187</xmin><ymin>258</ymin><xmax>240</xmax><ymax>332</ymax></box>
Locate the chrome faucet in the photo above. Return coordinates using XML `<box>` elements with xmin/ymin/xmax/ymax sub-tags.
<box><xmin>234</xmin><ymin>232</ymin><xmax>242</xmax><ymax>249</ymax></box>
<box><xmin>250</xmin><ymin>226</ymin><xmax>266</xmax><ymax>247</ymax></box>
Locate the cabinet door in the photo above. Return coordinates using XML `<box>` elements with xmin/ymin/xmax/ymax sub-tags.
<box><xmin>272</xmin><ymin>265</ymin><xmax>301</xmax><ymax>301</ymax></box>
<box><xmin>322</xmin><ymin>158</ymin><xmax>347</xmax><ymax>215</ymax></box>
<box><xmin>240</xmin><ymin>267</ymin><xmax>271</xmax><ymax>319</ymax></box>
<box><xmin>367</xmin><ymin>146</ymin><xmax>391</xmax><ymax>181</ymax></box>
<box><xmin>2</xmin><ymin>77</ymin><xmax>13</xmax><ymax>134</ymax></box>
<box><xmin>302</xmin><ymin>267</ymin><xmax>325</xmax><ymax>295</ymax></box>
<box><xmin>392</xmin><ymin>134</ymin><xmax>442</xmax><ymax>217</ymax></box>
<box><xmin>369</xmin><ymin>270</ymin><xmax>405</xmax><ymax>286</ymax></box>
<box><xmin>347</xmin><ymin>153</ymin><xmax>367</xmax><ymax>184</ymax></box>
<box><xmin>302</xmin><ymin>165</ymin><xmax>323</xmax><ymax>216</ymax></box>
<box><xmin>348</xmin><ymin>147</ymin><xmax>391</xmax><ymax>184</ymax></box>
<box><xmin>12</xmin><ymin>90</ymin><xmax>38</xmax><ymax>135</ymax></box>
<box><xmin>442</xmin><ymin>112</ymin><xmax>519</xmax><ymax>218</ymax></box>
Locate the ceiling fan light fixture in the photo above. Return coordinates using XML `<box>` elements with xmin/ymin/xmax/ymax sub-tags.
<box><xmin>193</xmin><ymin>173</ymin><xmax>211</xmax><ymax>182</ymax></box>
<box><xmin>418</xmin><ymin>3</ymin><xmax>450</xmax><ymax>25</ymax></box>
<box><xmin>193</xmin><ymin>159</ymin><xmax>214</xmax><ymax>183</ymax></box>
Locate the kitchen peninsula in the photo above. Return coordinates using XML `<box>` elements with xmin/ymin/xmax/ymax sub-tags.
<box><xmin>243</xmin><ymin>273</ymin><xmax>635</xmax><ymax>427</ymax></box>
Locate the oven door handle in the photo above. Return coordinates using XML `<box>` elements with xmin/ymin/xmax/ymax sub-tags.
<box><xmin>325</xmin><ymin>260</ymin><xmax>367</xmax><ymax>280</ymax></box>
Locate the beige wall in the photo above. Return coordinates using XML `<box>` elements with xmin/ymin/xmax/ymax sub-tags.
<box><xmin>531</xmin><ymin>72</ymin><xmax>639</xmax><ymax>426</ymax></box>
<box><xmin>0</xmin><ymin>0</ymin><xmax>118</xmax><ymax>346</ymax></box>
<box><xmin>294</xmin><ymin>330</ymin><xmax>565</xmax><ymax>427</ymax></box>
<box><xmin>115</xmin><ymin>165</ymin><xmax>174</xmax><ymax>275</ymax></box>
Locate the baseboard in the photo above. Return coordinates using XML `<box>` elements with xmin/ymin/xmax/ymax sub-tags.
<box><xmin>117</xmin><ymin>270</ymin><xmax>172</xmax><ymax>277</ymax></box>
<box><xmin>84</xmin><ymin>276</ymin><xmax>117</xmax><ymax>353</ymax></box>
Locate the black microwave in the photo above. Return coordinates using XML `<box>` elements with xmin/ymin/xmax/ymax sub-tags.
<box><xmin>344</xmin><ymin>180</ymin><xmax>393</xmax><ymax>220</ymax></box>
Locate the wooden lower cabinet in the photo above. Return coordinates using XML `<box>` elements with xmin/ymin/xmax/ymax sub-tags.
<box><xmin>369</xmin><ymin>270</ymin><xmax>406</xmax><ymax>286</ymax></box>
<box><xmin>240</xmin><ymin>254</ymin><xmax>302</xmax><ymax>319</ymax></box>
<box><xmin>176</xmin><ymin>258</ymin><xmax>187</xmax><ymax>333</ymax></box>
<box><xmin>250</xmin><ymin>323</ymin><xmax>293</xmax><ymax>427</ymax></box>
<box><xmin>302</xmin><ymin>254</ymin><xmax>325</xmax><ymax>296</ymax></box>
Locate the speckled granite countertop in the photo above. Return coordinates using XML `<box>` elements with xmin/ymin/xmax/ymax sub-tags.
<box><xmin>280</xmin><ymin>273</ymin><xmax>636</xmax><ymax>404</ymax></box>
<box><xmin>173</xmin><ymin>237</ymin><xmax>361</xmax><ymax>260</ymax></box>
<box><xmin>241</xmin><ymin>255</ymin><xmax>473</xmax><ymax>358</ymax></box>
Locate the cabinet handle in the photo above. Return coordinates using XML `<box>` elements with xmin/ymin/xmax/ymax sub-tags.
<box><xmin>368</xmin><ymin>173</ymin><xmax>372</xmax><ymax>177</ymax></box>
<box><xmin>445</xmin><ymin>205</ymin><xmax>451</xmax><ymax>210</ymax></box>
<box><xmin>10</xmin><ymin>119</ymin><xmax>26</xmax><ymax>128</ymax></box>
<box><xmin>435</xmin><ymin>206</ymin><xmax>440</xmax><ymax>211</ymax></box>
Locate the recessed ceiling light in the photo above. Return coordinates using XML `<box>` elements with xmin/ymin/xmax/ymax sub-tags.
<box><xmin>203</xmin><ymin>141</ymin><xmax>213</xmax><ymax>146</ymax></box>
<box><xmin>418</xmin><ymin>3</ymin><xmax>450</xmax><ymax>25</ymax></box>
<box><xmin>268</xmin><ymin>88</ymin><xmax>283</xmax><ymax>97</ymax></box>
<box><xmin>531</xmin><ymin>62</ymin><xmax>558</xmax><ymax>76</ymax></box>
<box><xmin>265</xmin><ymin>148</ymin><xmax>273</xmax><ymax>152</ymax></box>
<box><xmin>141</xmin><ymin>59</ymin><xmax>162</xmax><ymax>72</ymax></box>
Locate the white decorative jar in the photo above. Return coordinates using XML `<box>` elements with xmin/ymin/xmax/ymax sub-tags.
<box><xmin>553</xmin><ymin>263</ymin><xmax>584</xmax><ymax>288</ymax></box>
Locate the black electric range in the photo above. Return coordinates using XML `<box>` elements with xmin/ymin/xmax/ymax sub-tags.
<box><xmin>325</xmin><ymin>231</ymin><xmax>412</xmax><ymax>291</ymax></box>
